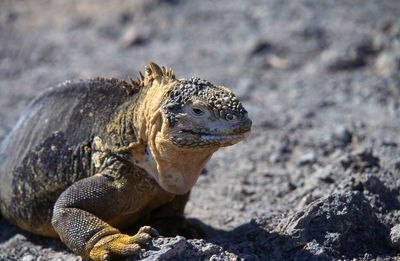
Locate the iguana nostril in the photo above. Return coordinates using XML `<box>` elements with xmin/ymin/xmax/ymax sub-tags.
<box><xmin>226</xmin><ymin>114</ymin><xmax>235</xmax><ymax>121</ymax></box>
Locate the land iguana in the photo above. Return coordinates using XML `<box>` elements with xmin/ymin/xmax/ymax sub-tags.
<box><xmin>0</xmin><ymin>62</ymin><xmax>252</xmax><ymax>260</ymax></box>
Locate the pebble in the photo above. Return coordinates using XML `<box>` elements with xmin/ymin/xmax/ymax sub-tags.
<box><xmin>390</xmin><ymin>224</ymin><xmax>400</xmax><ymax>250</ymax></box>
<box><xmin>21</xmin><ymin>255</ymin><xmax>35</xmax><ymax>261</ymax></box>
<box><xmin>298</xmin><ymin>152</ymin><xmax>316</xmax><ymax>166</ymax></box>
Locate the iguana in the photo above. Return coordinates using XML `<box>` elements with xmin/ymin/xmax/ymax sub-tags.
<box><xmin>0</xmin><ymin>62</ymin><xmax>252</xmax><ymax>260</ymax></box>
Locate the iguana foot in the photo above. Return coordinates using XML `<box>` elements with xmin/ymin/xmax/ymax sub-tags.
<box><xmin>150</xmin><ymin>216</ymin><xmax>205</xmax><ymax>239</ymax></box>
<box><xmin>89</xmin><ymin>226</ymin><xmax>159</xmax><ymax>261</ymax></box>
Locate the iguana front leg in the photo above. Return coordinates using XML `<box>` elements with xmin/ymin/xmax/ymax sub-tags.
<box><xmin>149</xmin><ymin>191</ymin><xmax>205</xmax><ymax>238</ymax></box>
<box><xmin>52</xmin><ymin>174</ymin><xmax>158</xmax><ymax>261</ymax></box>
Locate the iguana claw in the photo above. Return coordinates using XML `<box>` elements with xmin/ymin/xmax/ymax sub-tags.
<box><xmin>89</xmin><ymin>226</ymin><xmax>159</xmax><ymax>261</ymax></box>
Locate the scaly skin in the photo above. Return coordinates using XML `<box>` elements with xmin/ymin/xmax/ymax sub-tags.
<box><xmin>0</xmin><ymin>62</ymin><xmax>252</xmax><ymax>260</ymax></box>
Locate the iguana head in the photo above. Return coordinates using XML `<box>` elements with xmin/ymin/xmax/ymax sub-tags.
<box><xmin>162</xmin><ymin>77</ymin><xmax>251</xmax><ymax>148</ymax></box>
<box><xmin>131</xmin><ymin>62</ymin><xmax>251</xmax><ymax>195</ymax></box>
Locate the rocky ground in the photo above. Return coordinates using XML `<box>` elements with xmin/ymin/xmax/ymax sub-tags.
<box><xmin>1</xmin><ymin>0</ymin><xmax>400</xmax><ymax>260</ymax></box>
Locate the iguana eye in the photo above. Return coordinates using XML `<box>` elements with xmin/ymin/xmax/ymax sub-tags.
<box><xmin>192</xmin><ymin>107</ymin><xmax>204</xmax><ymax>115</ymax></box>
<box><xmin>185</xmin><ymin>104</ymin><xmax>209</xmax><ymax>119</ymax></box>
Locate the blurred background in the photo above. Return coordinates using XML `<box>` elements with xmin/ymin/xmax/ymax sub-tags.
<box><xmin>2</xmin><ymin>0</ymin><xmax>398</xmax><ymax>136</ymax></box>
<box><xmin>1</xmin><ymin>0</ymin><xmax>400</xmax><ymax>259</ymax></box>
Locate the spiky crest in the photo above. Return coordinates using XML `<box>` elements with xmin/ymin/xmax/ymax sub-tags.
<box><xmin>128</xmin><ymin>61</ymin><xmax>176</xmax><ymax>90</ymax></box>
<box><xmin>161</xmin><ymin>66</ymin><xmax>176</xmax><ymax>79</ymax></box>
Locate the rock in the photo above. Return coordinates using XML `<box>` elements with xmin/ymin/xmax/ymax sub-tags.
<box><xmin>373</xmin><ymin>21</ymin><xmax>400</xmax><ymax>77</ymax></box>
<box><xmin>357</xmin><ymin>175</ymin><xmax>400</xmax><ymax>214</ymax></box>
<box><xmin>322</xmin><ymin>37</ymin><xmax>375</xmax><ymax>72</ymax></box>
<box><xmin>140</xmin><ymin>236</ymin><xmax>187</xmax><ymax>261</ymax></box>
<box><xmin>331</xmin><ymin>126</ymin><xmax>353</xmax><ymax>148</ymax></box>
<box><xmin>278</xmin><ymin>191</ymin><xmax>390</xmax><ymax>258</ymax></box>
<box><xmin>322</xmin><ymin>37</ymin><xmax>376</xmax><ymax>72</ymax></box>
<box><xmin>21</xmin><ymin>255</ymin><xmax>35</xmax><ymax>261</ymax></box>
<box><xmin>374</xmin><ymin>51</ymin><xmax>400</xmax><ymax>77</ymax></box>
<box><xmin>249</xmin><ymin>40</ymin><xmax>274</xmax><ymax>56</ymax></box>
<box><xmin>340</xmin><ymin>148</ymin><xmax>380</xmax><ymax>172</ymax></box>
<box><xmin>293</xmin><ymin>240</ymin><xmax>338</xmax><ymax>261</ymax></box>
<box><xmin>270</xmin><ymin>137</ymin><xmax>293</xmax><ymax>163</ymax></box>
<box><xmin>266</xmin><ymin>55</ymin><xmax>291</xmax><ymax>70</ymax></box>
<box><xmin>314</xmin><ymin>167</ymin><xmax>335</xmax><ymax>184</ymax></box>
<box><xmin>297</xmin><ymin>152</ymin><xmax>316</xmax><ymax>166</ymax></box>
<box><xmin>120</xmin><ymin>26</ymin><xmax>150</xmax><ymax>47</ymax></box>
<box><xmin>390</xmin><ymin>224</ymin><xmax>400</xmax><ymax>250</ymax></box>
<box><xmin>135</xmin><ymin>236</ymin><xmax>239</xmax><ymax>261</ymax></box>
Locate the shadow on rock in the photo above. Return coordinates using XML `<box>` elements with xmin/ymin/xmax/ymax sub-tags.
<box><xmin>207</xmin><ymin>191</ymin><xmax>395</xmax><ymax>260</ymax></box>
<box><xmin>0</xmin><ymin>218</ymin><xmax>74</xmax><ymax>260</ymax></box>
<box><xmin>279</xmin><ymin>191</ymin><xmax>392</xmax><ymax>259</ymax></box>
<box><xmin>1</xmin><ymin>190</ymin><xmax>397</xmax><ymax>260</ymax></box>
<box><xmin>352</xmin><ymin>175</ymin><xmax>400</xmax><ymax>213</ymax></box>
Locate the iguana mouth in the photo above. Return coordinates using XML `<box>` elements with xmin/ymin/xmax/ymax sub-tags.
<box><xmin>172</xmin><ymin>119</ymin><xmax>252</xmax><ymax>148</ymax></box>
<box><xmin>180</xmin><ymin>122</ymin><xmax>251</xmax><ymax>136</ymax></box>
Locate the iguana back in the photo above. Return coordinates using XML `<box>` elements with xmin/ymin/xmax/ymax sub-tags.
<box><xmin>0</xmin><ymin>78</ymin><xmax>136</xmax><ymax>233</ymax></box>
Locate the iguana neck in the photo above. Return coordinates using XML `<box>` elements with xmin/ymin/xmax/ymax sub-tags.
<box><xmin>129</xmin><ymin>80</ymin><xmax>218</xmax><ymax>195</ymax></box>
<box><xmin>104</xmin><ymin>80</ymin><xmax>166</xmax><ymax>152</ymax></box>
<box><xmin>132</xmin><ymin>79</ymin><xmax>169</xmax><ymax>148</ymax></box>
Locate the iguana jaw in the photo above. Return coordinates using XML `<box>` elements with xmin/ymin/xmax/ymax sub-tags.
<box><xmin>143</xmin><ymin>112</ymin><xmax>219</xmax><ymax>195</ymax></box>
<box><xmin>171</xmin><ymin>118</ymin><xmax>252</xmax><ymax>148</ymax></box>
<box><xmin>143</xmin><ymin>111</ymin><xmax>251</xmax><ymax>195</ymax></box>
<box><xmin>132</xmin><ymin>108</ymin><xmax>243</xmax><ymax>195</ymax></box>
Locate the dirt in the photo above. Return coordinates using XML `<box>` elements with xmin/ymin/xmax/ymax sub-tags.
<box><xmin>1</xmin><ymin>0</ymin><xmax>400</xmax><ymax>260</ymax></box>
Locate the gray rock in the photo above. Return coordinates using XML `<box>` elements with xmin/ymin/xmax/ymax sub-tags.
<box><xmin>278</xmin><ymin>191</ymin><xmax>389</xmax><ymax>258</ymax></box>
<box><xmin>375</xmin><ymin>51</ymin><xmax>400</xmax><ymax>77</ymax></box>
<box><xmin>390</xmin><ymin>224</ymin><xmax>400</xmax><ymax>250</ymax></box>
<box><xmin>134</xmin><ymin>236</ymin><xmax>239</xmax><ymax>261</ymax></box>
<box><xmin>297</xmin><ymin>152</ymin><xmax>316</xmax><ymax>166</ymax></box>
<box><xmin>21</xmin><ymin>255</ymin><xmax>36</xmax><ymax>261</ymax></box>
<box><xmin>322</xmin><ymin>37</ymin><xmax>376</xmax><ymax>72</ymax></box>
<box><xmin>140</xmin><ymin>236</ymin><xmax>187</xmax><ymax>261</ymax></box>
<box><xmin>331</xmin><ymin>126</ymin><xmax>353</xmax><ymax>148</ymax></box>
